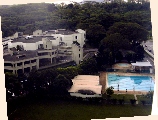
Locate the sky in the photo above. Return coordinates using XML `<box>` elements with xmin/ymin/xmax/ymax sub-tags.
<box><xmin>0</xmin><ymin>0</ymin><xmax>82</xmax><ymax>5</ymax></box>
<box><xmin>0</xmin><ymin>0</ymin><xmax>128</xmax><ymax>6</ymax></box>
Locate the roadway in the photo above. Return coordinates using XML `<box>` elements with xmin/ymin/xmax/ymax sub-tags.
<box><xmin>141</xmin><ymin>40</ymin><xmax>154</xmax><ymax>55</ymax></box>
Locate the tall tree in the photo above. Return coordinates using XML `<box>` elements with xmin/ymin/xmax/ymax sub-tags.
<box><xmin>106</xmin><ymin>22</ymin><xmax>149</xmax><ymax>44</ymax></box>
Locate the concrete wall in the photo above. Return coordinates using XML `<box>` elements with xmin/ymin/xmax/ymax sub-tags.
<box><xmin>8</xmin><ymin>42</ymin><xmax>23</xmax><ymax>49</ymax></box>
<box><xmin>72</xmin><ymin>44</ymin><xmax>83</xmax><ymax>64</ymax></box>
<box><xmin>33</xmin><ymin>30</ymin><xmax>42</xmax><ymax>36</ymax></box>
<box><xmin>24</xmin><ymin>43</ymin><xmax>37</xmax><ymax>50</ymax></box>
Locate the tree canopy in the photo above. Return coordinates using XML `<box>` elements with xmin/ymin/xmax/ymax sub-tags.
<box><xmin>1</xmin><ymin>2</ymin><xmax>151</xmax><ymax>47</ymax></box>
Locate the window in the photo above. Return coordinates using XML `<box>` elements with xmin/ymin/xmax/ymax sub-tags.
<box><xmin>79</xmin><ymin>49</ymin><xmax>80</xmax><ymax>51</ymax></box>
<box><xmin>17</xmin><ymin>62</ymin><xmax>22</xmax><ymax>66</ymax></box>
<box><xmin>46</xmin><ymin>45</ymin><xmax>47</xmax><ymax>48</ymax></box>
<box><xmin>79</xmin><ymin>54</ymin><xmax>80</xmax><ymax>58</ymax></box>
<box><xmin>75</xmin><ymin>36</ymin><xmax>77</xmax><ymax>39</ymax></box>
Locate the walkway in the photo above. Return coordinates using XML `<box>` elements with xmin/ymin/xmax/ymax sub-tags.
<box><xmin>134</xmin><ymin>94</ymin><xmax>138</xmax><ymax>104</ymax></box>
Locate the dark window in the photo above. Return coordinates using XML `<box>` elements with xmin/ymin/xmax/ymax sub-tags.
<box><xmin>79</xmin><ymin>54</ymin><xmax>80</xmax><ymax>58</ymax></box>
<box><xmin>31</xmin><ymin>59</ymin><xmax>36</xmax><ymax>63</ymax></box>
<box><xmin>4</xmin><ymin>63</ymin><xmax>13</xmax><ymax>67</ymax></box>
<box><xmin>24</xmin><ymin>61</ymin><xmax>30</xmax><ymax>65</ymax></box>
<box><xmin>17</xmin><ymin>62</ymin><xmax>22</xmax><ymax>66</ymax></box>
<box><xmin>75</xmin><ymin>36</ymin><xmax>77</xmax><ymax>39</ymax></box>
<box><xmin>79</xmin><ymin>49</ymin><xmax>80</xmax><ymax>51</ymax></box>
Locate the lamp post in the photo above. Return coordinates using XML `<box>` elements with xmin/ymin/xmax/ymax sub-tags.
<box><xmin>118</xmin><ymin>83</ymin><xmax>119</xmax><ymax>91</ymax></box>
<box><xmin>133</xmin><ymin>85</ymin><xmax>135</xmax><ymax>93</ymax></box>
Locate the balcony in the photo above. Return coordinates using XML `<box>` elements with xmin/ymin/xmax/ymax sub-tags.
<box><xmin>4</xmin><ymin>66</ymin><xmax>13</xmax><ymax>70</ymax></box>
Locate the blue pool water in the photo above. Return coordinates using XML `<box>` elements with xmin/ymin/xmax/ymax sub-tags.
<box><xmin>107</xmin><ymin>74</ymin><xmax>154</xmax><ymax>92</ymax></box>
<box><xmin>117</xmin><ymin>63</ymin><xmax>130</xmax><ymax>67</ymax></box>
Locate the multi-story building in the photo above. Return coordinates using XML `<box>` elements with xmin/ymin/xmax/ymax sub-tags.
<box><xmin>3</xmin><ymin>29</ymin><xmax>86</xmax><ymax>74</ymax></box>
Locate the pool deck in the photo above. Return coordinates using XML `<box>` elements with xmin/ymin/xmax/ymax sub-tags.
<box><xmin>99</xmin><ymin>71</ymin><xmax>155</xmax><ymax>95</ymax></box>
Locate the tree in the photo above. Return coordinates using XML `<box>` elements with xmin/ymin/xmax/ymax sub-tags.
<box><xmin>105</xmin><ymin>86</ymin><xmax>114</xmax><ymax>98</ymax></box>
<box><xmin>51</xmin><ymin>74</ymin><xmax>73</xmax><ymax>95</ymax></box>
<box><xmin>79</xmin><ymin>58</ymin><xmax>98</xmax><ymax>75</ymax></box>
<box><xmin>77</xmin><ymin>23</ymin><xmax>106</xmax><ymax>47</ymax></box>
<box><xmin>99</xmin><ymin>33</ymin><xmax>131</xmax><ymax>65</ymax></box>
<box><xmin>5</xmin><ymin>72</ymin><xmax>22</xmax><ymax>96</ymax></box>
<box><xmin>106</xmin><ymin>22</ymin><xmax>149</xmax><ymax>44</ymax></box>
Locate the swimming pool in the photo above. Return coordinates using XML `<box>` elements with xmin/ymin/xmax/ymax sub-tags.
<box><xmin>117</xmin><ymin>63</ymin><xmax>131</xmax><ymax>67</ymax></box>
<box><xmin>107</xmin><ymin>74</ymin><xmax>154</xmax><ymax>92</ymax></box>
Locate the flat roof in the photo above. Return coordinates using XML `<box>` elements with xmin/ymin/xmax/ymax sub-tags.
<box><xmin>131</xmin><ymin>62</ymin><xmax>152</xmax><ymax>67</ymax></box>
<box><xmin>3</xmin><ymin>50</ymin><xmax>38</xmax><ymax>62</ymax></box>
<box><xmin>11</xmin><ymin>36</ymin><xmax>55</xmax><ymax>43</ymax></box>
<box><xmin>46</xmin><ymin>29</ymin><xmax>79</xmax><ymax>35</ymax></box>
<box><xmin>69</xmin><ymin>75</ymin><xmax>101</xmax><ymax>94</ymax></box>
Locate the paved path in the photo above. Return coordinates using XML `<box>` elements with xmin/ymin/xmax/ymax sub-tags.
<box><xmin>134</xmin><ymin>94</ymin><xmax>138</xmax><ymax>104</ymax></box>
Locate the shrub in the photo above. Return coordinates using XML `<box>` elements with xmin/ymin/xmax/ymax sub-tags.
<box><xmin>118</xmin><ymin>99</ymin><xmax>124</xmax><ymax>105</ymax></box>
<box><xmin>130</xmin><ymin>99</ymin><xmax>137</xmax><ymax>105</ymax></box>
<box><xmin>141</xmin><ymin>100</ymin><xmax>146</xmax><ymax>105</ymax></box>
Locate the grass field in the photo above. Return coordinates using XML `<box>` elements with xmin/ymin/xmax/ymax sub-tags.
<box><xmin>9</xmin><ymin>99</ymin><xmax>152</xmax><ymax>120</ymax></box>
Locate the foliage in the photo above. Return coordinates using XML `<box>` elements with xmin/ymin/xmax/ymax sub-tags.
<box><xmin>105</xmin><ymin>86</ymin><xmax>114</xmax><ymax>98</ymax></box>
<box><xmin>78</xmin><ymin>58</ymin><xmax>98</xmax><ymax>75</ymax></box>
<box><xmin>1</xmin><ymin>2</ymin><xmax>151</xmax><ymax>47</ymax></box>
<box><xmin>130</xmin><ymin>99</ymin><xmax>137</xmax><ymax>105</ymax></box>
<box><xmin>106</xmin><ymin>22</ymin><xmax>149</xmax><ymax>43</ymax></box>
<box><xmin>50</xmin><ymin>74</ymin><xmax>73</xmax><ymax>95</ymax></box>
<box><xmin>98</xmin><ymin>33</ymin><xmax>131</xmax><ymax>65</ymax></box>
<box><xmin>5</xmin><ymin>72</ymin><xmax>22</xmax><ymax>96</ymax></box>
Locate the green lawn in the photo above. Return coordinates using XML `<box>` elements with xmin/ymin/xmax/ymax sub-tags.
<box><xmin>9</xmin><ymin>100</ymin><xmax>152</xmax><ymax>120</ymax></box>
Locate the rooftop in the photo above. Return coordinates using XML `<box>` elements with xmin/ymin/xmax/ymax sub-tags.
<box><xmin>131</xmin><ymin>62</ymin><xmax>152</xmax><ymax>67</ymax></box>
<box><xmin>46</xmin><ymin>29</ymin><xmax>79</xmax><ymax>35</ymax></box>
<box><xmin>11</xmin><ymin>36</ymin><xmax>55</xmax><ymax>43</ymax></box>
<box><xmin>69</xmin><ymin>75</ymin><xmax>102</xmax><ymax>94</ymax></box>
<box><xmin>3</xmin><ymin>50</ymin><xmax>38</xmax><ymax>62</ymax></box>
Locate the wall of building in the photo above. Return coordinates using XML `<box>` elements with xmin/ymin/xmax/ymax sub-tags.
<box><xmin>61</xmin><ymin>35</ymin><xmax>74</xmax><ymax>46</ymax></box>
<box><xmin>8</xmin><ymin>42</ymin><xmax>23</xmax><ymax>49</ymax></box>
<box><xmin>72</xmin><ymin>44</ymin><xmax>83</xmax><ymax>64</ymax></box>
<box><xmin>24</xmin><ymin>43</ymin><xmax>37</xmax><ymax>50</ymax></box>
<box><xmin>33</xmin><ymin>30</ymin><xmax>43</xmax><ymax>36</ymax></box>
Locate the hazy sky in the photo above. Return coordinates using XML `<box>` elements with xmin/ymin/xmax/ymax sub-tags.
<box><xmin>0</xmin><ymin>0</ymin><xmax>82</xmax><ymax>5</ymax></box>
<box><xmin>0</xmin><ymin>0</ymin><xmax>130</xmax><ymax>5</ymax></box>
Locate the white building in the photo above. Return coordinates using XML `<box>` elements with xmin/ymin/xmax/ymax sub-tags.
<box><xmin>3</xmin><ymin>29</ymin><xmax>86</xmax><ymax>74</ymax></box>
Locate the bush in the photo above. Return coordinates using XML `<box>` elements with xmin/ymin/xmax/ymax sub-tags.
<box><xmin>111</xmin><ymin>98</ymin><xmax>117</xmax><ymax>105</ymax></box>
<box><xmin>118</xmin><ymin>99</ymin><xmax>124</xmax><ymax>105</ymax></box>
<box><xmin>130</xmin><ymin>99</ymin><xmax>137</xmax><ymax>105</ymax></box>
<box><xmin>141</xmin><ymin>100</ymin><xmax>146</xmax><ymax>105</ymax></box>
